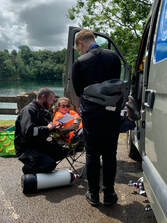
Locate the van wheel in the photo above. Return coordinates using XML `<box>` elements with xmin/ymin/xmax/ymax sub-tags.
<box><xmin>127</xmin><ymin>131</ymin><xmax>142</xmax><ymax>162</ymax></box>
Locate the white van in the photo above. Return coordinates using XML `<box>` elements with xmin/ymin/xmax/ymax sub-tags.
<box><xmin>128</xmin><ymin>0</ymin><xmax>167</xmax><ymax>222</ymax></box>
<box><xmin>65</xmin><ymin>0</ymin><xmax>167</xmax><ymax>221</ymax></box>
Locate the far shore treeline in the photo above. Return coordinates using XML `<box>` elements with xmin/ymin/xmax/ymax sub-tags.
<box><xmin>0</xmin><ymin>45</ymin><xmax>66</xmax><ymax>81</ymax></box>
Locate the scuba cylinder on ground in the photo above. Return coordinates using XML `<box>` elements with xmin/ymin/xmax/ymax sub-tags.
<box><xmin>21</xmin><ymin>169</ymin><xmax>77</xmax><ymax>194</ymax></box>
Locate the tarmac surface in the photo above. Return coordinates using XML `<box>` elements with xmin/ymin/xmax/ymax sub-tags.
<box><xmin>0</xmin><ymin>134</ymin><xmax>157</xmax><ymax>223</ymax></box>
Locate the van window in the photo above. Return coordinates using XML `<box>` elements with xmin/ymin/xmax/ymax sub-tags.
<box><xmin>154</xmin><ymin>0</ymin><xmax>167</xmax><ymax>63</ymax></box>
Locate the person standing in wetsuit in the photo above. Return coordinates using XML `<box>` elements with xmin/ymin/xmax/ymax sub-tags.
<box><xmin>72</xmin><ymin>29</ymin><xmax>121</xmax><ymax>207</ymax></box>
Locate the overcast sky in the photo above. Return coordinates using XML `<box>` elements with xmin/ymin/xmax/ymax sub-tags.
<box><xmin>0</xmin><ymin>0</ymin><xmax>77</xmax><ymax>52</ymax></box>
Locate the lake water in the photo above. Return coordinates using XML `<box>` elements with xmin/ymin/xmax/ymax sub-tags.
<box><xmin>0</xmin><ymin>80</ymin><xmax>64</xmax><ymax>120</ymax></box>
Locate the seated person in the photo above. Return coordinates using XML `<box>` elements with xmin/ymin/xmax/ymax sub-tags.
<box><xmin>14</xmin><ymin>87</ymin><xmax>70</xmax><ymax>174</ymax></box>
<box><xmin>53</xmin><ymin>97</ymin><xmax>83</xmax><ymax>144</ymax></box>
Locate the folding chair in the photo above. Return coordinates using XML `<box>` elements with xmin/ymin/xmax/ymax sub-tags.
<box><xmin>56</xmin><ymin>128</ymin><xmax>86</xmax><ymax>178</ymax></box>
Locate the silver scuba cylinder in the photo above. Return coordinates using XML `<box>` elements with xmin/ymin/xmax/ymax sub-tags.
<box><xmin>21</xmin><ymin>169</ymin><xmax>77</xmax><ymax>194</ymax></box>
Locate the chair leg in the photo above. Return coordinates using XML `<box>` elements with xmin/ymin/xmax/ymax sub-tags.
<box><xmin>78</xmin><ymin>164</ymin><xmax>86</xmax><ymax>178</ymax></box>
<box><xmin>65</xmin><ymin>156</ymin><xmax>86</xmax><ymax>178</ymax></box>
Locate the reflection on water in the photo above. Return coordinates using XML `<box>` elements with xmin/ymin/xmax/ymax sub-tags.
<box><xmin>0</xmin><ymin>80</ymin><xmax>64</xmax><ymax>96</ymax></box>
<box><xmin>0</xmin><ymin>80</ymin><xmax>64</xmax><ymax>120</ymax></box>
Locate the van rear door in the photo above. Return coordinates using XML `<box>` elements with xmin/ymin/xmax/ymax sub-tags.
<box><xmin>64</xmin><ymin>26</ymin><xmax>131</xmax><ymax>109</ymax></box>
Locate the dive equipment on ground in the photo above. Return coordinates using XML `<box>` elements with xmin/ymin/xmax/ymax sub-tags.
<box><xmin>21</xmin><ymin>169</ymin><xmax>77</xmax><ymax>194</ymax></box>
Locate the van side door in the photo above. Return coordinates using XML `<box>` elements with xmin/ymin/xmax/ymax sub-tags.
<box><xmin>142</xmin><ymin>0</ymin><xmax>167</xmax><ymax>221</ymax></box>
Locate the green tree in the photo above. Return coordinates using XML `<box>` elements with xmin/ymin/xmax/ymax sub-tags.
<box><xmin>15</xmin><ymin>55</ymin><xmax>28</xmax><ymax>79</ymax></box>
<box><xmin>11</xmin><ymin>50</ymin><xmax>17</xmax><ymax>57</ymax></box>
<box><xmin>0</xmin><ymin>50</ymin><xmax>10</xmax><ymax>65</ymax></box>
<box><xmin>53</xmin><ymin>49</ymin><xmax>66</xmax><ymax>64</ymax></box>
<box><xmin>1</xmin><ymin>59</ymin><xmax>16</xmax><ymax>79</ymax></box>
<box><xmin>0</xmin><ymin>46</ymin><xmax>66</xmax><ymax>81</ymax></box>
<box><xmin>39</xmin><ymin>61</ymin><xmax>57</xmax><ymax>80</ymax></box>
<box><xmin>38</xmin><ymin>50</ymin><xmax>54</xmax><ymax>63</ymax></box>
<box><xmin>68</xmin><ymin>0</ymin><xmax>152</xmax><ymax>69</ymax></box>
<box><xmin>29</xmin><ymin>59</ymin><xmax>41</xmax><ymax>80</ymax></box>
<box><xmin>18</xmin><ymin>45</ymin><xmax>32</xmax><ymax>65</ymax></box>
<box><xmin>0</xmin><ymin>51</ymin><xmax>14</xmax><ymax>79</ymax></box>
<box><xmin>55</xmin><ymin>64</ymin><xmax>65</xmax><ymax>80</ymax></box>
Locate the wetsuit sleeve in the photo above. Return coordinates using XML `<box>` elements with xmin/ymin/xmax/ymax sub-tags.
<box><xmin>19</xmin><ymin>107</ymin><xmax>50</xmax><ymax>139</ymax></box>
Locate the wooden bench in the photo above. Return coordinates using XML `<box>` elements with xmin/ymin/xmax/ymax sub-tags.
<box><xmin>0</xmin><ymin>96</ymin><xmax>18</xmax><ymax>115</ymax></box>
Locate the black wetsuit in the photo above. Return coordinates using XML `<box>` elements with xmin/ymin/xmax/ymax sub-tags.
<box><xmin>14</xmin><ymin>100</ymin><xmax>68</xmax><ymax>174</ymax></box>
<box><xmin>72</xmin><ymin>46</ymin><xmax>121</xmax><ymax>194</ymax></box>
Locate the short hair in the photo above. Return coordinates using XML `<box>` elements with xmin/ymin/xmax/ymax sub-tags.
<box><xmin>37</xmin><ymin>87</ymin><xmax>55</xmax><ymax>99</ymax></box>
<box><xmin>75</xmin><ymin>29</ymin><xmax>95</xmax><ymax>46</ymax></box>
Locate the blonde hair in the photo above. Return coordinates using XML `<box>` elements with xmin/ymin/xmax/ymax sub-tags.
<box><xmin>57</xmin><ymin>97</ymin><xmax>70</xmax><ymax>106</ymax></box>
<box><xmin>75</xmin><ymin>29</ymin><xmax>95</xmax><ymax>46</ymax></box>
<box><xmin>53</xmin><ymin>97</ymin><xmax>71</xmax><ymax>114</ymax></box>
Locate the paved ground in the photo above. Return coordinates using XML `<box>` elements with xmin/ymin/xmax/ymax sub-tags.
<box><xmin>0</xmin><ymin>134</ymin><xmax>157</xmax><ymax>223</ymax></box>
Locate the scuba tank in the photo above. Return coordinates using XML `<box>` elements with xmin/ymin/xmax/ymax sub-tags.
<box><xmin>21</xmin><ymin>169</ymin><xmax>77</xmax><ymax>194</ymax></box>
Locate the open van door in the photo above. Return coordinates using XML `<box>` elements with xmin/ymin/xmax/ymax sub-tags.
<box><xmin>127</xmin><ymin>18</ymin><xmax>151</xmax><ymax>161</ymax></box>
<box><xmin>64</xmin><ymin>26</ymin><xmax>131</xmax><ymax>109</ymax></box>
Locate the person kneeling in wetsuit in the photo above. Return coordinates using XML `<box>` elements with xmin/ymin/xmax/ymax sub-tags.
<box><xmin>14</xmin><ymin>88</ymin><xmax>70</xmax><ymax>174</ymax></box>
